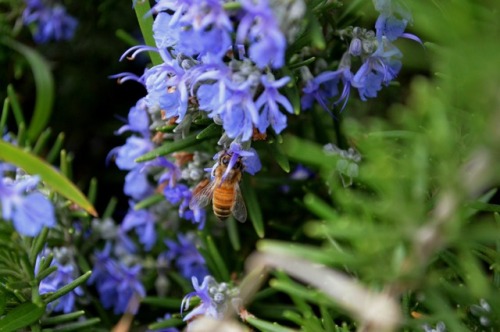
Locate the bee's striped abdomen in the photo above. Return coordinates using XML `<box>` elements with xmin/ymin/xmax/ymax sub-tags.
<box><xmin>213</xmin><ymin>185</ymin><xmax>235</xmax><ymax>220</ymax></box>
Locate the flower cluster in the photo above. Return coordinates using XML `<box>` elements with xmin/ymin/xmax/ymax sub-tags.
<box><xmin>162</xmin><ymin>233</ymin><xmax>208</xmax><ymax>281</ymax></box>
<box><xmin>119</xmin><ymin>0</ymin><xmax>298</xmax><ymax>146</ymax></box>
<box><xmin>109</xmin><ymin>98</ymin><xmax>208</xmax><ymax>234</ymax></box>
<box><xmin>37</xmin><ymin>247</ymin><xmax>83</xmax><ymax>313</ymax></box>
<box><xmin>88</xmin><ymin>240</ymin><xmax>145</xmax><ymax>315</ymax></box>
<box><xmin>22</xmin><ymin>0</ymin><xmax>77</xmax><ymax>43</ymax></box>
<box><xmin>301</xmin><ymin>0</ymin><xmax>421</xmax><ymax>112</ymax></box>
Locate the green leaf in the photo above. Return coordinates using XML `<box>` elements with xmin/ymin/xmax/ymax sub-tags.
<box><xmin>40</xmin><ymin>317</ymin><xmax>100</xmax><ymax>332</ymax></box>
<box><xmin>134</xmin><ymin>193</ymin><xmax>165</xmax><ymax>210</ymax></box>
<box><xmin>133</xmin><ymin>0</ymin><xmax>163</xmax><ymax>66</ymax></box>
<box><xmin>135</xmin><ymin>131</ymin><xmax>219</xmax><ymax>162</ymax></box>
<box><xmin>307</xmin><ymin>9</ymin><xmax>326</xmax><ymax>50</ymax></box>
<box><xmin>320</xmin><ymin>305</ymin><xmax>335</xmax><ymax>332</ymax></box>
<box><xmin>273</xmin><ymin>272</ymin><xmax>310</xmax><ymax>313</ymax></box>
<box><xmin>43</xmin><ymin>271</ymin><xmax>92</xmax><ymax>304</ymax></box>
<box><xmin>45</xmin><ymin>132</ymin><xmax>65</xmax><ymax>164</ymax></box>
<box><xmin>270</xmin><ymin>278</ymin><xmax>332</xmax><ymax>308</ymax></box>
<box><xmin>6</xmin><ymin>85</ymin><xmax>25</xmax><ymax>128</ymax></box>
<box><xmin>168</xmin><ymin>271</ymin><xmax>193</xmax><ymax>295</ymax></box>
<box><xmin>495</xmin><ymin>213</ymin><xmax>500</xmax><ymax>289</ymax></box>
<box><xmin>32</xmin><ymin>128</ymin><xmax>53</xmax><ymax>155</ymax></box>
<box><xmin>222</xmin><ymin>1</ymin><xmax>241</xmax><ymax>10</ymax></box>
<box><xmin>141</xmin><ymin>297</ymin><xmax>182</xmax><ymax>309</ymax></box>
<box><xmin>303</xmin><ymin>193</ymin><xmax>339</xmax><ymax>220</ymax></box>
<box><xmin>463</xmin><ymin>188</ymin><xmax>497</xmax><ymax>218</ymax></box>
<box><xmin>0</xmin><ymin>140</ymin><xmax>97</xmax><ymax>216</ymax></box>
<box><xmin>226</xmin><ymin>216</ymin><xmax>241</xmax><ymax>251</ymax></box>
<box><xmin>0</xmin><ymin>295</ymin><xmax>5</xmax><ymax>316</ymax></box>
<box><xmin>205</xmin><ymin>235</ymin><xmax>230</xmax><ymax>281</ymax></box>
<box><xmin>246</xmin><ymin>317</ymin><xmax>295</xmax><ymax>332</ymax></box>
<box><xmin>282</xmin><ymin>134</ymin><xmax>337</xmax><ymax>168</ymax></box>
<box><xmin>115</xmin><ymin>29</ymin><xmax>139</xmax><ymax>47</ymax></box>
<box><xmin>257</xmin><ymin>240</ymin><xmax>355</xmax><ymax>266</ymax></box>
<box><xmin>279</xmin><ymin>67</ymin><xmax>301</xmax><ymax>115</ymax></box>
<box><xmin>1</xmin><ymin>38</ymin><xmax>54</xmax><ymax>142</ymax></box>
<box><xmin>102</xmin><ymin>197</ymin><xmax>118</xmax><ymax>219</ymax></box>
<box><xmin>267</xmin><ymin>140</ymin><xmax>290</xmax><ymax>173</ymax></box>
<box><xmin>0</xmin><ymin>98</ymin><xmax>9</xmax><ymax>132</ymax></box>
<box><xmin>41</xmin><ymin>311</ymin><xmax>85</xmax><ymax>325</ymax></box>
<box><xmin>0</xmin><ymin>302</ymin><xmax>45</xmax><ymax>332</ymax></box>
<box><xmin>196</xmin><ymin>123</ymin><xmax>222</xmax><ymax>140</ymax></box>
<box><xmin>29</xmin><ymin>227</ymin><xmax>49</xmax><ymax>265</ymax></box>
<box><xmin>288</xmin><ymin>57</ymin><xmax>316</xmax><ymax>71</ymax></box>
<box><xmin>148</xmin><ymin>317</ymin><xmax>184</xmax><ymax>331</ymax></box>
<box><xmin>242</xmin><ymin>176</ymin><xmax>265</xmax><ymax>238</ymax></box>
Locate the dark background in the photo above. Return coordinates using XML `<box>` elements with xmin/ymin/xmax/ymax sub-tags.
<box><xmin>2</xmin><ymin>1</ymin><xmax>148</xmax><ymax>216</ymax></box>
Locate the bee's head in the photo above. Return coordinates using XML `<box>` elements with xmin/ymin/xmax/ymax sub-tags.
<box><xmin>220</xmin><ymin>151</ymin><xmax>244</xmax><ymax>170</ymax></box>
<box><xmin>218</xmin><ymin>150</ymin><xmax>245</xmax><ymax>182</ymax></box>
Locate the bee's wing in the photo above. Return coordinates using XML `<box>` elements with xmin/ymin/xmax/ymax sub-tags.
<box><xmin>189</xmin><ymin>179</ymin><xmax>215</xmax><ymax>210</ymax></box>
<box><xmin>232</xmin><ymin>184</ymin><xmax>247</xmax><ymax>223</ymax></box>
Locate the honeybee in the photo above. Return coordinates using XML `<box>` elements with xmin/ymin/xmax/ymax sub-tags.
<box><xmin>190</xmin><ymin>151</ymin><xmax>247</xmax><ymax>223</ymax></box>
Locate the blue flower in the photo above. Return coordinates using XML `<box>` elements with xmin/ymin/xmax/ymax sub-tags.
<box><xmin>38</xmin><ymin>260</ymin><xmax>83</xmax><ymax>313</ymax></box>
<box><xmin>153</xmin><ymin>1</ymin><xmax>232</xmax><ymax>58</ymax></box>
<box><xmin>256</xmin><ymin>75</ymin><xmax>293</xmax><ymax>134</ymax></box>
<box><xmin>373</xmin><ymin>0</ymin><xmax>412</xmax><ymax>40</ymax></box>
<box><xmin>157</xmin><ymin>158</ymin><xmax>182</xmax><ymax>188</ymax></box>
<box><xmin>88</xmin><ymin>242</ymin><xmax>113</xmax><ymax>285</ymax></box>
<box><xmin>89</xmin><ymin>247</ymin><xmax>145</xmax><ymax>315</ymax></box>
<box><xmin>195</xmin><ymin>60</ymin><xmax>260</xmax><ymax>140</ymax></box>
<box><xmin>157</xmin><ymin>158</ymin><xmax>206</xmax><ymax>228</ymax></box>
<box><xmin>99</xmin><ymin>263</ymin><xmax>145</xmax><ymax>314</ymax></box>
<box><xmin>180</xmin><ymin>203</ymin><xmax>207</xmax><ymax>230</ymax></box>
<box><xmin>237</xmin><ymin>0</ymin><xmax>286</xmax><ymax>68</ymax></box>
<box><xmin>196</xmin><ymin>82</ymin><xmax>225</xmax><ymax>118</ymax></box>
<box><xmin>124</xmin><ymin>169</ymin><xmax>154</xmax><ymax>201</ymax></box>
<box><xmin>164</xmin><ymin>233</ymin><xmax>208</xmax><ymax>280</ymax></box>
<box><xmin>23</xmin><ymin>0</ymin><xmax>77</xmax><ymax>43</ymax></box>
<box><xmin>116</xmin><ymin>98</ymin><xmax>151</xmax><ymax>138</ymax></box>
<box><xmin>375</xmin><ymin>14</ymin><xmax>408</xmax><ymax>41</ymax></box>
<box><xmin>0</xmin><ymin>172</ymin><xmax>56</xmax><ymax>237</ymax></box>
<box><xmin>181</xmin><ymin>276</ymin><xmax>220</xmax><ymax>321</ymax></box>
<box><xmin>301</xmin><ymin>65</ymin><xmax>353</xmax><ymax>113</ymax></box>
<box><xmin>108</xmin><ymin>136</ymin><xmax>153</xmax><ymax>171</ymax></box>
<box><xmin>164</xmin><ymin>183</ymin><xmax>190</xmax><ymax>205</ymax></box>
<box><xmin>152</xmin><ymin>11</ymin><xmax>180</xmax><ymax>50</ymax></box>
<box><xmin>351</xmin><ymin>43</ymin><xmax>402</xmax><ymax>101</ymax></box>
<box><xmin>143</xmin><ymin>59</ymin><xmax>190</xmax><ymax>123</ymax></box>
<box><xmin>121</xmin><ymin>206</ymin><xmax>157</xmax><ymax>251</ymax></box>
<box><xmin>220</xmin><ymin>87</ymin><xmax>258</xmax><ymax>141</ymax></box>
<box><xmin>194</xmin><ymin>58</ymin><xmax>272</xmax><ymax>142</ymax></box>
<box><xmin>162</xmin><ymin>183</ymin><xmax>206</xmax><ymax>228</ymax></box>
<box><xmin>181</xmin><ymin>276</ymin><xmax>239</xmax><ymax>321</ymax></box>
